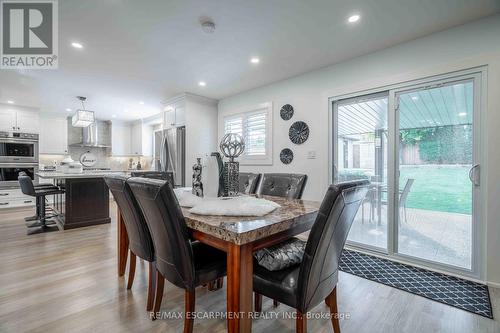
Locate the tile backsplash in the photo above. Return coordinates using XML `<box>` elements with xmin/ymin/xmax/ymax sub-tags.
<box><xmin>40</xmin><ymin>146</ymin><xmax>152</xmax><ymax>170</ymax></box>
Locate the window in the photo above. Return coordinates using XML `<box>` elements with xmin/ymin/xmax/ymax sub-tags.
<box><xmin>223</xmin><ymin>102</ymin><xmax>272</xmax><ymax>165</ymax></box>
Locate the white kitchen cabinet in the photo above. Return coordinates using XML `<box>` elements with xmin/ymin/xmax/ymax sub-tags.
<box><xmin>39</xmin><ymin>116</ymin><xmax>68</xmax><ymax>154</ymax></box>
<box><xmin>0</xmin><ymin>109</ymin><xmax>17</xmax><ymax>131</ymax></box>
<box><xmin>164</xmin><ymin>106</ymin><xmax>185</xmax><ymax>128</ymax></box>
<box><xmin>16</xmin><ymin>110</ymin><xmax>39</xmax><ymax>133</ymax></box>
<box><xmin>0</xmin><ymin>188</ymin><xmax>36</xmax><ymax>209</ymax></box>
<box><xmin>111</xmin><ymin>122</ymin><xmax>132</xmax><ymax>156</ymax></box>
<box><xmin>130</xmin><ymin>122</ymin><xmax>152</xmax><ymax>156</ymax></box>
<box><xmin>0</xmin><ymin>107</ymin><xmax>39</xmax><ymax>132</ymax></box>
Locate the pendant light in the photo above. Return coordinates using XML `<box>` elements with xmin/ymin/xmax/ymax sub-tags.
<box><xmin>72</xmin><ymin>96</ymin><xmax>95</xmax><ymax>127</ymax></box>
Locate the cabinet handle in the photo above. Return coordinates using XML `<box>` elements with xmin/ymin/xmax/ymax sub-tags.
<box><xmin>0</xmin><ymin>193</ymin><xmax>8</xmax><ymax>196</ymax></box>
<box><xmin>0</xmin><ymin>202</ymin><xmax>8</xmax><ymax>206</ymax></box>
<box><xmin>24</xmin><ymin>200</ymin><xmax>32</xmax><ymax>203</ymax></box>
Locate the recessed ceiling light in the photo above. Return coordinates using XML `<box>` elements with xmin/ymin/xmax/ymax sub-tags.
<box><xmin>198</xmin><ymin>81</ymin><xmax>206</xmax><ymax>87</ymax></box>
<box><xmin>348</xmin><ymin>14</ymin><xmax>360</xmax><ymax>23</ymax></box>
<box><xmin>112</xmin><ymin>114</ymin><xmax>117</xmax><ymax>118</ymax></box>
<box><xmin>71</xmin><ymin>42</ymin><xmax>83</xmax><ymax>49</ymax></box>
<box><xmin>7</xmin><ymin>100</ymin><xmax>14</xmax><ymax>104</ymax></box>
<box><xmin>139</xmin><ymin>101</ymin><xmax>145</xmax><ymax>105</ymax></box>
<box><xmin>66</xmin><ymin>108</ymin><xmax>72</xmax><ymax>112</ymax></box>
<box><xmin>250</xmin><ymin>57</ymin><xmax>260</xmax><ymax>64</ymax></box>
<box><xmin>458</xmin><ymin>112</ymin><xmax>467</xmax><ymax>117</ymax></box>
<box><xmin>411</xmin><ymin>96</ymin><xmax>419</xmax><ymax>101</ymax></box>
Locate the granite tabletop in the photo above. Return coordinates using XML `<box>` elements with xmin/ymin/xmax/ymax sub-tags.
<box><xmin>182</xmin><ymin>195</ymin><xmax>321</xmax><ymax>245</ymax></box>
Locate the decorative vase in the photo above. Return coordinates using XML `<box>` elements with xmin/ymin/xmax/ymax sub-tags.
<box><xmin>211</xmin><ymin>152</ymin><xmax>225</xmax><ymax>197</ymax></box>
<box><xmin>192</xmin><ymin>158</ymin><xmax>203</xmax><ymax>197</ymax></box>
<box><xmin>202</xmin><ymin>154</ymin><xmax>219</xmax><ymax>198</ymax></box>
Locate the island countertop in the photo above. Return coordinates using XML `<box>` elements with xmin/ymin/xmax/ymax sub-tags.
<box><xmin>36</xmin><ymin>170</ymin><xmax>129</xmax><ymax>179</ymax></box>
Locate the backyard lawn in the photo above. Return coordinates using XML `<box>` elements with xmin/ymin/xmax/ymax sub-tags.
<box><xmin>400</xmin><ymin>165</ymin><xmax>472</xmax><ymax>215</ymax></box>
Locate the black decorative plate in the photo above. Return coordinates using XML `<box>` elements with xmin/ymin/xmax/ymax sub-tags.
<box><xmin>289</xmin><ymin>121</ymin><xmax>309</xmax><ymax>144</ymax></box>
<box><xmin>280</xmin><ymin>104</ymin><xmax>294</xmax><ymax>121</ymax></box>
<box><xmin>280</xmin><ymin>148</ymin><xmax>294</xmax><ymax>164</ymax></box>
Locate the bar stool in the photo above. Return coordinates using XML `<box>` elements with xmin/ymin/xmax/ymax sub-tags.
<box><xmin>18</xmin><ymin>174</ymin><xmax>65</xmax><ymax>235</ymax></box>
<box><xmin>18</xmin><ymin>171</ymin><xmax>57</xmax><ymax>223</ymax></box>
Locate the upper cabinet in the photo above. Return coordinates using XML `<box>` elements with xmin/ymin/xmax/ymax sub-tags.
<box><xmin>111</xmin><ymin>121</ymin><xmax>152</xmax><ymax>156</ymax></box>
<box><xmin>39</xmin><ymin>115</ymin><xmax>68</xmax><ymax>154</ymax></box>
<box><xmin>111</xmin><ymin>122</ymin><xmax>132</xmax><ymax>156</ymax></box>
<box><xmin>164</xmin><ymin>105</ymin><xmax>185</xmax><ymax>128</ymax></box>
<box><xmin>0</xmin><ymin>106</ymin><xmax>39</xmax><ymax>133</ymax></box>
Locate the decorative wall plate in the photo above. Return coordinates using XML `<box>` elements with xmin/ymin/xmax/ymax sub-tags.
<box><xmin>289</xmin><ymin>121</ymin><xmax>309</xmax><ymax>144</ymax></box>
<box><xmin>280</xmin><ymin>104</ymin><xmax>294</xmax><ymax>120</ymax></box>
<box><xmin>280</xmin><ymin>148</ymin><xmax>294</xmax><ymax>164</ymax></box>
<box><xmin>79</xmin><ymin>152</ymin><xmax>97</xmax><ymax>167</ymax></box>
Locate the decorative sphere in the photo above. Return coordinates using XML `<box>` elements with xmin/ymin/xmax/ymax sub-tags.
<box><xmin>219</xmin><ymin>133</ymin><xmax>245</xmax><ymax>160</ymax></box>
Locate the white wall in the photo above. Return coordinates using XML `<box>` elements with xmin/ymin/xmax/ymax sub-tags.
<box><xmin>218</xmin><ymin>15</ymin><xmax>500</xmax><ymax>284</ymax></box>
<box><xmin>185</xmin><ymin>95</ymin><xmax>219</xmax><ymax>184</ymax></box>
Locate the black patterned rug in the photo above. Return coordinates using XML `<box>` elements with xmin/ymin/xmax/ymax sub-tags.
<box><xmin>339</xmin><ymin>249</ymin><xmax>493</xmax><ymax>319</ymax></box>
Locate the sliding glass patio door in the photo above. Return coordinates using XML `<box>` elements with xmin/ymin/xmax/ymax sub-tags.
<box><xmin>395</xmin><ymin>79</ymin><xmax>476</xmax><ymax>270</ymax></box>
<box><xmin>333</xmin><ymin>92</ymin><xmax>389</xmax><ymax>251</ymax></box>
<box><xmin>331</xmin><ymin>70</ymin><xmax>482</xmax><ymax>276</ymax></box>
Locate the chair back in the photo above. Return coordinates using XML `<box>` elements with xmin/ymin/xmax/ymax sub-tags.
<box><xmin>131</xmin><ymin>171</ymin><xmax>174</xmax><ymax>185</ymax></box>
<box><xmin>127</xmin><ymin>177</ymin><xmax>195</xmax><ymax>290</ymax></box>
<box><xmin>239</xmin><ymin>172</ymin><xmax>261</xmax><ymax>195</ymax></box>
<box><xmin>258</xmin><ymin>173</ymin><xmax>307</xmax><ymax>199</ymax></box>
<box><xmin>297</xmin><ymin>180</ymin><xmax>369</xmax><ymax>312</ymax></box>
<box><xmin>399</xmin><ymin>178</ymin><xmax>414</xmax><ymax>207</ymax></box>
<box><xmin>104</xmin><ymin>174</ymin><xmax>154</xmax><ymax>262</ymax></box>
<box><xmin>18</xmin><ymin>174</ymin><xmax>36</xmax><ymax>196</ymax></box>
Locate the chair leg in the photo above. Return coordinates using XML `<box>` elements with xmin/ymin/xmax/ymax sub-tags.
<box><xmin>127</xmin><ymin>251</ymin><xmax>136</xmax><ymax>289</ymax></box>
<box><xmin>296</xmin><ymin>311</ymin><xmax>307</xmax><ymax>333</ymax></box>
<box><xmin>216</xmin><ymin>277</ymin><xmax>224</xmax><ymax>289</ymax></box>
<box><xmin>146</xmin><ymin>262</ymin><xmax>156</xmax><ymax>311</ymax></box>
<box><xmin>326</xmin><ymin>287</ymin><xmax>341</xmax><ymax>333</ymax></box>
<box><xmin>254</xmin><ymin>293</ymin><xmax>262</xmax><ymax>312</ymax></box>
<box><xmin>273</xmin><ymin>300</ymin><xmax>280</xmax><ymax>308</ymax></box>
<box><xmin>184</xmin><ymin>290</ymin><xmax>195</xmax><ymax>333</ymax></box>
<box><xmin>151</xmin><ymin>270</ymin><xmax>165</xmax><ymax>321</ymax></box>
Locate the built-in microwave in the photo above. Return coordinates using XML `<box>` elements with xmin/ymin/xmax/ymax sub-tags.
<box><xmin>0</xmin><ymin>163</ymin><xmax>39</xmax><ymax>188</ymax></box>
<box><xmin>0</xmin><ymin>132</ymin><xmax>39</xmax><ymax>164</ymax></box>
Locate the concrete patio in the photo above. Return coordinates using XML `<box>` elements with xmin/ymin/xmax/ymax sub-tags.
<box><xmin>347</xmin><ymin>205</ymin><xmax>472</xmax><ymax>269</ymax></box>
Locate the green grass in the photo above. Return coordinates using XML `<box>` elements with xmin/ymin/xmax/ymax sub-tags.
<box><xmin>400</xmin><ymin>165</ymin><xmax>472</xmax><ymax>215</ymax></box>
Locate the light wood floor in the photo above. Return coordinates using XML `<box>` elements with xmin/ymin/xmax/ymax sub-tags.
<box><xmin>1</xmin><ymin>203</ymin><xmax>499</xmax><ymax>333</ymax></box>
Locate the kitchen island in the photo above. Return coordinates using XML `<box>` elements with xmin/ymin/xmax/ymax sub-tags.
<box><xmin>37</xmin><ymin>171</ymin><xmax>127</xmax><ymax>230</ymax></box>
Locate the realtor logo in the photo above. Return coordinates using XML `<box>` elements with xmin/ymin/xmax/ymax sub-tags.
<box><xmin>1</xmin><ymin>0</ymin><xmax>58</xmax><ymax>69</ymax></box>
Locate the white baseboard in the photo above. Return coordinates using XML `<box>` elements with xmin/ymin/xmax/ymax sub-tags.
<box><xmin>487</xmin><ymin>281</ymin><xmax>500</xmax><ymax>289</ymax></box>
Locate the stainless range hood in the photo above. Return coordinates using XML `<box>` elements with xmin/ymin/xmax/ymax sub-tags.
<box><xmin>68</xmin><ymin>119</ymin><xmax>111</xmax><ymax>148</ymax></box>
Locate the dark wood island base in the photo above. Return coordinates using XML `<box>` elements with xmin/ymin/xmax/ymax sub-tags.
<box><xmin>52</xmin><ymin>177</ymin><xmax>111</xmax><ymax>230</ymax></box>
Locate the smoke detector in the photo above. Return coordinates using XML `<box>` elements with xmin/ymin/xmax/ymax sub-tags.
<box><xmin>201</xmin><ymin>20</ymin><xmax>216</xmax><ymax>34</ymax></box>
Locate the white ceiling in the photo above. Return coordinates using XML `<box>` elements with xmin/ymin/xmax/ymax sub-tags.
<box><xmin>0</xmin><ymin>0</ymin><xmax>498</xmax><ymax>121</ymax></box>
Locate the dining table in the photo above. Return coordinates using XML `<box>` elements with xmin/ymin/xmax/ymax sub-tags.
<box><xmin>116</xmin><ymin>194</ymin><xmax>321</xmax><ymax>333</ymax></box>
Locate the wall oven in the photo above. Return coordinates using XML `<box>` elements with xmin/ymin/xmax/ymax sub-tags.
<box><xmin>0</xmin><ymin>163</ymin><xmax>39</xmax><ymax>188</ymax></box>
<box><xmin>0</xmin><ymin>132</ymin><xmax>39</xmax><ymax>164</ymax></box>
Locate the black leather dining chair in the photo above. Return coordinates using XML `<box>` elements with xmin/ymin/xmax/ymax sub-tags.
<box><xmin>127</xmin><ymin>177</ymin><xmax>227</xmax><ymax>330</ymax></box>
<box><xmin>238</xmin><ymin>172</ymin><xmax>261</xmax><ymax>194</ymax></box>
<box><xmin>253</xmin><ymin>180</ymin><xmax>369</xmax><ymax>333</ymax></box>
<box><xmin>257</xmin><ymin>173</ymin><xmax>307</xmax><ymax>199</ymax></box>
<box><xmin>255</xmin><ymin>172</ymin><xmax>307</xmax><ymax>307</ymax></box>
<box><xmin>104</xmin><ymin>174</ymin><xmax>156</xmax><ymax>311</ymax></box>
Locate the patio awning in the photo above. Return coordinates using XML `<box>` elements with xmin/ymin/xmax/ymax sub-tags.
<box><xmin>337</xmin><ymin>80</ymin><xmax>473</xmax><ymax>136</ymax></box>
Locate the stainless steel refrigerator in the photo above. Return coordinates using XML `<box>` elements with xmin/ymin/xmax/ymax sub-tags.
<box><xmin>154</xmin><ymin>126</ymin><xmax>186</xmax><ymax>187</ymax></box>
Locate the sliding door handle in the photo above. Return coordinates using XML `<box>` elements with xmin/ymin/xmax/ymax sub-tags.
<box><xmin>468</xmin><ymin>164</ymin><xmax>480</xmax><ymax>186</ymax></box>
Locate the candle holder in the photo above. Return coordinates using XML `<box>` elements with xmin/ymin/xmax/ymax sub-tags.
<box><xmin>219</xmin><ymin>133</ymin><xmax>245</xmax><ymax>197</ymax></box>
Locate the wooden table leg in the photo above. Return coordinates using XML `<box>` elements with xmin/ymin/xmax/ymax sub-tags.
<box><xmin>227</xmin><ymin>243</ymin><xmax>253</xmax><ymax>333</ymax></box>
<box><xmin>117</xmin><ymin>207</ymin><xmax>129</xmax><ymax>277</ymax></box>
